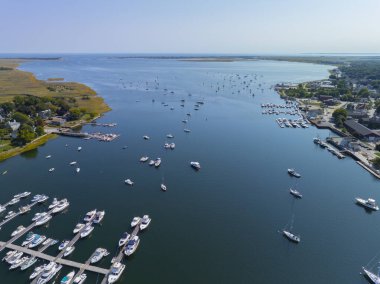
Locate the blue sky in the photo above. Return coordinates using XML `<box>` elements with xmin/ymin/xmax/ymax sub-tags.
<box><xmin>0</xmin><ymin>0</ymin><xmax>379</xmax><ymax>54</ymax></box>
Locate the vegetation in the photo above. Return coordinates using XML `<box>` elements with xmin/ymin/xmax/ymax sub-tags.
<box><xmin>332</xmin><ymin>108</ymin><xmax>348</xmax><ymax>128</ymax></box>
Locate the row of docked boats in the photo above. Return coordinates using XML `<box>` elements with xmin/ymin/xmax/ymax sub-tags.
<box><xmin>276</xmin><ymin>118</ymin><xmax>309</xmax><ymax>128</ymax></box>
<box><xmin>313</xmin><ymin>137</ymin><xmax>345</xmax><ymax>159</ymax></box>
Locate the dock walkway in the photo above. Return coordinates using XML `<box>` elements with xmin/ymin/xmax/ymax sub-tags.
<box><xmin>0</xmin><ymin>201</ymin><xmax>38</xmax><ymax>228</ymax></box>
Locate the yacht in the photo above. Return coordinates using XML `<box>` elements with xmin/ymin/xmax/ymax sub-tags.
<box><xmin>69</xmin><ymin>161</ymin><xmax>77</xmax><ymax>165</ymax></box>
<box><xmin>140</xmin><ymin>215</ymin><xmax>151</xmax><ymax>230</ymax></box>
<box><xmin>42</xmin><ymin>238</ymin><xmax>52</xmax><ymax>246</ymax></box>
<box><xmin>20</xmin><ymin>256</ymin><xmax>37</xmax><ymax>270</ymax></box>
<box><xmin>184</xmin><ymin>129</ymin><xmax>191</xmax><ymax>133</ymax></box>
<box><xmin>93</xmin><ymin>210</ymin><xmax>105</xmax><ymax>224</ymax></box>
<box><xmin>29</xmin><ymin>235</ymin><xmax>46</xmax><ymax>248</ymax></box>
<box><xmin>73</xmin><ymin>223</ymin><xmax>85</xmax><ymax>234</ymax></box>
<box><xmin>2</xmin><ymin>250</ymin><xmax>17</xmax><ymax>262</ymax></box>
<box><xmin>29</xmin><ymin>264</ymin><xmax>46</xmax><ymax>280</ymax></box>
<box><xmin>131</xmin><ymin>217</ymin><xmax>141</xmax><ymax>227</ymax></box>
<box><xmin>8</xmin><ymin>197</ymin><xmax>20</xmax><ymax>205</ymax></box>
<box><xmin>148</xmin><ymin>160</ymin><xmax>155</xmax><ymax>166</ymax></box>
<box><xmin>143</xmin><ymin>135</ymin><xmax>150</xmax><ymax>140</ymax></box>
<box><xmin>84</xmin><ymin>209</ymin><xmax>97</xmax><ymax>222</ymax></box>
<box><xmin>36</xmin><ymin>262</ymin><xmax>62</xmax><ymax>284</ymax></box>
<box><xmin>58</xmin><ymin>240</ymin><xmax>70</xmax><ymax>251</ymax></box>
<box><xmin>170</xmin><ymin>143</ymin><xmax>175</xmax><ymax>149</ymax></box>
<box><xmin>52</xmin><ymin>199</ymin><xmax>70</xmax><ymax>213</ymax></box>
<box><xmin>90</xmin><ymin>248</ymin><xmax>109</xmax><ymax>264</ymax></box>
<box><xmin>63</xmin><ymin>246</ymin><xmax>75</xmax><ymax>257</ymax></box>
<box><xmin>190</xmin><ymin>161</ymin><xmax>201</xmax><ymax>170</ymax></box>
<box><xmin>289</xmin><ymin>188</ymin><xmax>302</xmax><ymax>198</ymax></box>
<box><xmin>287</xmin><ymin>168</ymin><xmax>301</xmax><ymax>178</ymax></box>
<box><xmin>49</xmin><ymin>168</ymin><xmax>55</xmax><ymax>172</ymax></box>
<box><xmin>22</xmin><ymin>232</ymin><xmax>36</xmax><ymax>246</ymax></box>
<box><xmin>362</xmin><ymin>266</ymin><xmax>380</xmax><ymax>284</ymax></box>
<box><xmin>140</xmin><ymin>156</ymin><xmax>149</xmax><ymax>162</ymax></box>
<box><xmin>35</xmin><ymin>214</ymin><xmax>52</xmax><ymax>226</ymax></box>
<box><xmin>31</xmin><ymin>194</ymin><xmax>43</xmax><ymax>202</ymax></box>
<box><xmin>125</xmin><ymin>179</ymin><xmax>134</xmax><ymax>186</ymax></box>
<box><xmin>118</xmin><ymin>232</ymin><xmax>130</xmax><ymax>247</ymax></box>
<box><xmin>5</xmin><ymin>211</ymin><xmax>16</xmax><ymax>219</ymax></box>
<box><xmin>48</xmin><ymin>198</ymin><xmax>59</xmax><ymax>209</ymax></box>
<box><xmin>14</xmin><ymin>191</ymin><xmax>31</xmax><ymax>199</ymax></box>
<box><xmin>80</xmin><ymin>225</ymin><xmax>94</xmax><ymax>238</ymax></box>
<box><xmin>37</xmin><ymin>195</ymin><xmax>49</xmax><ymax>203</ymax></box>
<box><xmin>32</xmin><ymin>212</ymin><xmax>47</xmax><ymax>221</ymax></box>
<box><xmin>19</xmin><ymin>205</ymin><xmax>31</xmax><ymax>214</ymax></box>
<box><xmin>0</xmin><ymin>205</ymin><xmax>6</xmax><ymax>213</ymax></box>
<box><xmin>161</xmin><ymin>184</ymin><xmax>167</xmax><ymax>191</ymax></box>
<box><xmin>283</xmin><ymin>230</ymin><xmax>301</xmax><ymax>243</ymax></box>
<box><xmin>356</xmin><ymin>197</ymin><xmax>379</xmax><ymax>211</ymax></box>
<box><xmin>154</xmin><ymin>158</ymin><xmax>161</xmax><ymax>167</ymax></box>
<box><xmin>164</xmin><ymin>143</ymin><xmax>171</xmax><ymax>149</ymax></box>
<box><xmin>124</xmin><ymin>236</ymin><xmax>140</xmax><ymax>256</ymax></box>
<box><xmin>9</xmin><ymin>256</ymin><xmax>29</xmax><ymax>270</ymax></box>
<box><xmin>107</xmin><ymin>262</ymin><xmax>125</xmax><ymax>283</ymax></box>
<box><xmin>166</xmin><ymin>134</ymin><xmax>174</xmax><ymax>138</ymax></box>
<box><xmin>11</xmin><ymin>225</ymin><xmax>25</xmax><ymax>237</ymax></box>
<box><xmin>61</xmin><ymin>270</ymin><xmax>75</xmax><ymax>284</ymax></box>
<box><xmin>73</xmin><ymin>273</ymin><xmax>87</xmax><ymax>284</ymax></box>
<box><xmin>7</xmin><ymin>251</ymin><xmax>23</xmax><ymax>264</ymax></box>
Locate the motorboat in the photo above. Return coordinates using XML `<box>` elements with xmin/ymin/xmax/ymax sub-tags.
<box><xmin>73</xmin><ymin>223</ymin><xmax>85</xmax><ymax>234</ymax></box>
<box><xmin>42</xmin><ymin>238</ymin><xmax>52</xmax><ymax>246</ymax></box>
<box><xmin>76</xmin><ymin>167</ymin><xmax>80</xmax><ymax>173</ymax></box>
<box><xmin>362</xmin><ymin>266</ymin><xmax>380</xmax><ymax>284</ymax></box>
<box><xmin>31</xmin><ymin>194</ymin><xmax>43</xmax><ymax>202</ymax></box>
<box><xmin>143</xmin><ymin>135</ymin><xmax>150</xmax><ymax>140</ymax></box>
<box><xmin>32</xmin><ymin>212</ymin><xmax>47</xmax><ymax>221</ymax></box>
<box><xmin>287</xmin><ymin>168</ymin><xmax>301</xmax><ymax>178</ymax></box>
<box><xmin>63</xmin><ymin>246</ymin><xmax>75</xmax><ymax>257</ymax></box>
<box><xmin>161</xmin><ymin>184</ymin><xmax>167</xmax><ymax>191</ymax></box>
<box><xmin>77</xmin><ymin>146</ymin><xmax>82</xmax><ymax>151</ymax></box>
<box><xmin>90</xmin><ymin>248</ymin><xmax>109</xmax><ymax>264</ymax></box>
<box><xmin>170</xmin><ymin>143</ymin><xmax>175</xmax><ymax>149</ymax></box>
<box><xmin>140</xmin><ymin>215</ymin><xmax>151</xmax><ymax>230</ymax></box>
<box><xmin>8</xmin><ymin>198</ymin><xmax>20</xmax><ymax>205</ymax></box>
<box><xmin>21</xmin><ymin>256</ymin><xmax>37</xmax><ymax>270</ymax></box>
<box><xmin>73</xmin><ymin>273</ymin><xmax>87</xmax><ymax>284</ymax></box>
<box><xmin>11</xmin><ymin>225</ymin><xmax>25</xmax><ymax>237</ymax></box>
<box><xmin>107</xmin><ymin>262</ymin><xmax>125</xmax><ymax>283</ymax></box>
<box><xmin>7</xmin><ymin>251</ymin><xmax>23</xmax><ymax>264</ymax></box>
<box><xmin>148</xmin><ymin>160</ymin><xmax>155</xmax><ymax>166</ymax></box>
<box><xmin>52</xmin><ymin>199</ymin><xmax>69</xmax><ymax>213</ymax></box>
<box><xmin>356</xmin><ymin>197</ymin><xmax>379</xmax><ymax>211</ymax></box>
<box><xmin>118</xmin><ymin>232</ymin><xmax>130</xmax><ymax>247</ymax></box>
<box><xmin>58</xmin><ymin>240</ymin><xmax>70</xmax><ymax>251</ymax></box>
<box><xmin>69</xmin><ymin>161</ymin><xmax>77</xmax><ymax>165</ymax></box>
<box><xmin>166</xmin><ymin>134</ymin><xmax>174</xmax><ymax>138</ymax></box>
<box><xmin>131</xmin><ymin>217</ymin><xmax>140</xmax><ymax>227</ymax></box>
<box><xmin>61</xmin><ymin>270</ymin><xmax>75</xmax><ymax>284</ymax></box>
<box><xmin>37</xmin><ymin>195</ymin><xmax>49</xmax><ymax>203</ymax></box>
<box><xmin>2</xmin><ymin>250</ymin><xmax>17</xmax><ymax>262</ymax></box>
<box><xmin>48</xmin><ymin>198</ymin><xmax>59</xmax><ymax>209</ymax></box>
<box><xmin>124</xmin><ymin>236</ymin><xmax>140</xmax><ymax>256</ymax></box>
<box><xmin>10</xmin><ymin>256</ymin><xmax>29</xmax><ymax>270</ymax></box>
<box><xmin>184</xmin><ymin>129</ymin><xmax>191</xmax><ymax>133</ymax></box>
<box><xmin>289</xmin><ymin>188</ymin><xmax>302</xmax><ymax>198</ymax></box>
<box><xmin>0</xmin><ymin>205</ymin><xmax>6</xmax><ymax>213</ymax></box>
<box><xmin>22</xmin><ymin>232</ymin><xmax>36</xmax><ymax>247</ymax></box>
<box><xmin>190</xmin><ymin>161</ymin><xmax>201</xmax><ymax>170</ymax></box>
<box><xmin>49</xmin><ymin>168</ymin><xmax>55</xmax><ymax>172</ymax></box>
<box><xmin>84</xmin><ymin>209</ymin><xmax>97</xmax><ymax>222</ymax></box>
<box><xmin>19</xmin><ymin>205</ymin><xmax>31</xmax><ymax>214</ymax></box>
<box><xmin>35</xmin><ymin>214</ymin><xmax>52</xmax><ymax>226</ymax></box>
<box><xmin>29</xmin><ymin>264</ymin><xmax>46</xmax><ymax>280</ymax></box>
<box><xmin>125</xmin><ymin>179</ymin><xmax>134</xmax><ymax>186</ymax></box>
<box><xmin>36</xmin><ymin>262</ymin><xmax>62</xmax><ymax>284</ymax></box>
<box><xmin>93</xmin><ymin>210</ymin><xmax>105</xmax><ymax>224</ymax></box>
<box><xmin>14</xmin><ymin>191</ymin><xmax>31</xmax><ymax>199</ymax></box>
<box><xmin>140</xmin><ymin>156</ymin><xmax>149</xmax><ymax>162</ymax></box>
<box><xmin>29</xmin><ymin>235</ymin><xmax>46</xmax><ymax>248</ymax></box>
<box><xmin>283</xmin><ymin>230</ymin><xmax>301</xmax><ymax>243</ymax></box>
<box><xmin>164</xmin><ymin>143</ymin><xmax>171</xmax><ymax>149</ymax></box>
<box><xmin>80</xmin><ymin>225</ymin><xmax>94</xmax><ymax>238</ymax></box>
<box><xmin>5</xmin><ymin>211</ymin><xmax>16</xmax><ymax>219</ymax></box>
<box><xmin>154</xmin><ymin>158</ymin><xmax>161</xmax><ymax>167</ymax></box>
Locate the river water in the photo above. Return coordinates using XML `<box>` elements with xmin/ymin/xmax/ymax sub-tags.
<box><xmin>0</xmin><ymin>55</ymin><xmax>377</xmax><ymax>284</ymax></box>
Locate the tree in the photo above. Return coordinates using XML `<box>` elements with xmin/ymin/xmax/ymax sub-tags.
<box><xmin>332</xmin><ymin>108</ymin><xmax>348</xmax><ymax>128</ymax></box>
<box><xmin>35</xmin><ymin>126</ymin><xmax>45</xmax><ymax>136</ymax></box>
<box><xmin>12</xmin><ymin>124</ymin><xmax>36</xmax><ymax>145</ymax></box>
<box><xmin>67</xmin><ymin>108</ymin><xmax>82</xmax><ymax>121</ymax></box>
<box><xmin>12</xmin><ymin>112</ymin><xmax>32</xmax><ymax>125</ymax></box>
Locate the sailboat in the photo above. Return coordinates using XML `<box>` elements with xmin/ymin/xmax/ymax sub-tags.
<box><xmin>282</xmin><ymin>215</ymin><xmax>300</xmax><ymax>243</ymax></box>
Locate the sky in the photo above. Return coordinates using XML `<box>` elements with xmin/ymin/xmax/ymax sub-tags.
<box><xmin>0</xmin><ymin>0</ymin><xmax>379</xmax><ymax>54</ymax></box>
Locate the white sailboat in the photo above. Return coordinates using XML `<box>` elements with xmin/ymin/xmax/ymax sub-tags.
<box><xmin>281</xmin><ymin>215</ymin><xmax>300</xmax><ymax>243</ymax></box>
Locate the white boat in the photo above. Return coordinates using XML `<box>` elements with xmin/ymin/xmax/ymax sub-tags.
<box><xmin>107</xmin><ymin>262</ymin><xmax>125</xmax><ymax>283</ymax></box>
<box><xmin>154</xmin><ymin>158</ymin><xmax>161</xmax><ymax>167</ymax></box>
<box><xmin>124</xmin><ymin>236</ymin><xmax>140</xmax><ymax>256</ymax></box>
<box><xmin>49</xmin><ymin>168</ymin><xmax>55</xmax><ymax>172</ymax></box>
<box><xmin>131</xmin><ymin>217</ymin><xmax>140</xmax><ymax>227</ymax></box>
<box><xmin>29</xmin><ymin>235</ymin><xmax>46</xmax><ymax>248</ymax></box>
<box><xmin>84</xmin><ymin>209</ymin><xmax>97</xmax><ymax>222</ymax></box>
<box><xmin>362</xmin><ymin>266</ymin><xmax>380</xmax><ymax>284</ymax></box>
<box><xmin>0</xmin><ymin>205</ymin><xmax>6</xmax><ymax>213</ymax></box>
<box><xmin>10</xmin><ymin>256</ymin><xmax>29</xmax><ymax>270</ymax></box>
<box><xmin>140</xmin><ymin>156</ymin><xmax>149</xmax><ymax>162</ymax></box>
<box><xmin>35</xmin><ymin>214</ymin><xmax>52</xmax><ymax>226</ymax></box>
<box><xmin>166</xmin><ymin>134</ymin><xmax>174</xmax><ymax>138</ymax></box>
<box><xmin>31</xmin><ymin>194</ymin><xmax>42</xmax><ymax>202</ymax></box>
<box><xmin>80</xmin><ymin>225</ymin><xmax>94</xmax><ymax>238</ymax></box>
<box><xmin>73</xmin><ymin>273</ymin><xmax>87</xmax><ymax>284</ymax></box>
<box><xmin>11</xmin><ymin>225</ymin><xmax>25</xmax><ymax>237</ymax></box>
<box><xmin>170</xmin><ymin>143</ymin><xmax>175</xmax><ymax>149</ymax></box>
<box><xmin>73</xmin><ymin>223</ymin><xmax>85</xmax><ymax>234</ymax></box>
<box><xmin>42</xmin><ymin>238</ymin><xmax>52</xmax><ymax>246</ymax></box>
<box><xmin>58</xmin><ymin>240</ymin><xmax>70</xmax><ymax>251</ymax></box>
<box><xmin>77</xmin><ymin>146</ymin><xmax>82</xmax><ymax>151</ymax></box>
<box><xmin>48</xmin><ymin>198</ymin><xmax>59</xmax><ymax>209</ymax></box>
<box><xmin>289</xmin><ymin>188</ymin><xmax>302</xmax><ymax>198</ymax></box>
<box><xmin>164</xmin><ymin>143</ymin><xmax>171</xmax><ymax>149</ymax></box>
<box><xmin>161</xmin><ymin>184</ymin><xmax>167</xmax><ymax>191</ymax></box>
<box><xmin>52</xmin><ymin>199</ymin><xmax>69</xmax><ymax>213</ymax></box>
<box><xmin>5</xmin><ymin>211</ymin><xmax>16</xmax><ymax>219</ymax></box>
<box><xmin>283</xmin><ymin>230</ymin><xmax>301</xmax><ymax>243</ymax></box>
<box><xmin>32</xmin><ymin>212</ymin><xmax>47</xmax><ymax>221</ymax></box>
<box><xmin>14</xmin><ymin>191</ymin><xmax>31</xmax><ymax>199</ymax></box>
<box><xmin>61</xmin><ymin>270</ymin><xmax>75</xmax><ymax>284</ymax></box>
<box><xmin>70</xmin><ymin>161</ymin><xmax>77</xmax><ymax>165</ymax></box>
<box><xmin>148</xmin><ymin>160</ymin><xmax>155</xmax><ymax>166</ymax></box>
<box><xmin>46</xmin><ymin>155</ymin><xmax>52</xmax><ymax>159</ymax></box>
<box><xmin>288</xmin><ymin>168</ymin><xmax>301</xmax><ymax>178</ymax></box>
<box><xmin>140</xmin><ymin>215</ymin><xmax>151</xmax><ymax>230</ymax></box>
<box><xmin>7</xmin><ymin>251</ymin><xmax>23</xmax><ymax>264</ymax></box>
<box><xmin>90</xmin><ymin>248</ymin><xmax>109</xmax><ymax>264</ymax></box>
<box><xmin>190</xmin><ymin>161</ymin><xmax>201</xmax><ymax>170</ymax></box>
<box><xmin>93</xmin><ymin>210</ymin><xmax>105</xmax><ymax>224</ymax></box>
<box><xmin>21</xmin><ymin>256</ymin><xmax>37</xmax><ymax>270</ymax></box>
<box><xmin>63</xmin><ymin>246</ymin><xmax>75</xmax><ymax>257</ymax></box>
<box><xmin>8</xmin><ymin>198</ymin><xmax>20</xmax><ymax>205</ymax></box>
<box><xmin>356</xmin><ymin>197</ymin><xmax>379</xmax><ymax>211</ymax></box>
<box><xmin>125</xmin><ymin>179</ymin><xmax>134</xmax><ymax>186</ymax></box>
<box><xmin>36</xmin><ymin>262</ymin><xmax>62</xmax><ymax>284</ymax></box>
<box><xmin>22</xmin><ymin>232</ymin><xmax>36</xmax><ymax>247</ymax></box>
<box><xmin>19</xmin><ymin>205</ymin><xmax>31</xmax><ymax>214</ymax></box>
<box><xmin>184</xmin><ymin>129</ymin><xmax>191</xmax><ymax>133</ymax></box>
<box><xmin>143</xmin><ymin>135</ymin><xmax>150</xmax><ymax>140</ymax></box>
<box><xmin>118</xmin><ymin>232</ymin><xmax>130</xmax><ymax>247</ymax></box>
<box><xmin>38</xmin><ymin>195</ymin><xmax>49</xmax><ymax>203</ymax></box>
<box><xmin>76</xmin><ymin>167</ymin><xmax>80</xmax><ymax>173</ymax></box>
<box><xmin>30</xmin><ymin>264</ymin><xmax>46</xmax><ymax>280</ymax></box>
<box><xmin>2</xmin><ymin>250</ymin><xmax>17</xmax><ymax>262</ymax></box>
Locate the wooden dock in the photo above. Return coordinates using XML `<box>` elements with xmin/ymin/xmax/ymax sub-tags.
<box><xmin>0</xmin><ymin>201</ymin><xmax>38</xmax><ymax>228</ymax></box>
<box><xmin>69</xmin><ymin>250</ymin><xmax>98</xmax><ymax>284</ymax></box>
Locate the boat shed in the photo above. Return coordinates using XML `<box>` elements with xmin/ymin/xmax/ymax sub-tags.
<box><xmin>344</xmin><ymin>119</ymin><xmax>380</xmax><ymax>141</ymax></box>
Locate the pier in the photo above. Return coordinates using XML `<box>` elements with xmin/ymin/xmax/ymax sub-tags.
<box><xmin>70</xmin><ymin>250</ymin><xmax>99</xmax><ymax>284</ymax></box>
<box><xmin>0</xmin><ymin>201</ymin><xmax>39</xmax><ymax>228</ymax></box>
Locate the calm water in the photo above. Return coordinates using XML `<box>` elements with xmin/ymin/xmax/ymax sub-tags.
<box><xmin>0</xmin><ymin>56</ymin><xmax>378</xmax><ymax>284</ymax></box>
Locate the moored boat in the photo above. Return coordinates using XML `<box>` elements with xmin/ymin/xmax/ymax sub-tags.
<box><xmin>140</xmin><ymin>215</ymin><xmax>151</xmax><ymax>230</ymax></box>
<box><xmin>356</xmin><ymin>197</ymin><xmax>379</xmax><ymax>211</ymax></box>
<box><xmin>107</xmin><ymin>262</ymin><xmax>125</xmax><ymax>283</ymax></box>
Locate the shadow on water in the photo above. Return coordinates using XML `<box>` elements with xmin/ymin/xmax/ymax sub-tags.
<box><xmin>20</xmin><ymin>148</ymin><xmax>38</xmax><ymax>159</ymax></box>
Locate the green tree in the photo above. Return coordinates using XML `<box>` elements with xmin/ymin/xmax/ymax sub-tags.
<box><xmin>12</xmin><ymin>124</ymin><xmax>36</xmax><ymax>145</ymax></box>
<box><xmin>12</xmin><ymin>112</ymin><xmax>32</xmax><ymax>125</ymax></box>
<box><xmin>35</xmin><ymin>126</ymin><xmax>45</xmax><ymax>136</ymax></box>
<box><xmin>332</xmin><ymin>108</ymin><xmax>348</xmax><ymax>128</ymax></box>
